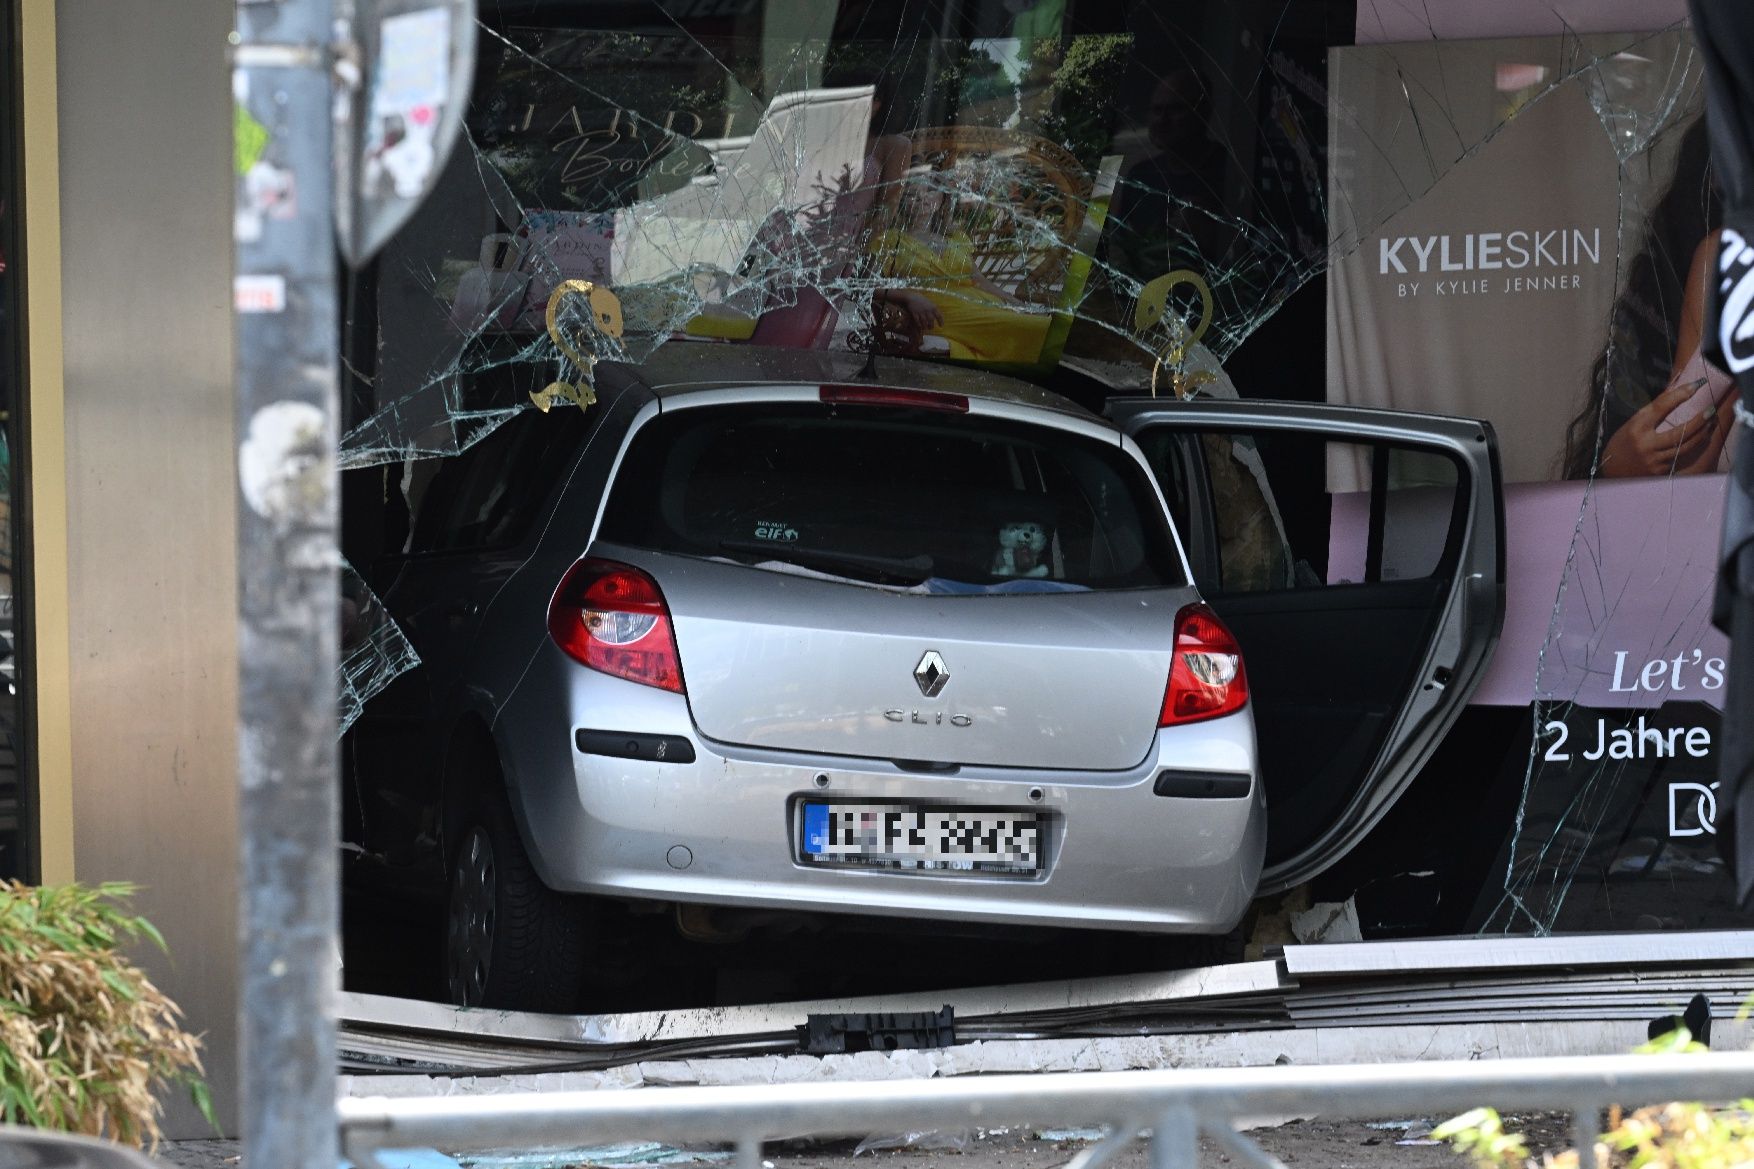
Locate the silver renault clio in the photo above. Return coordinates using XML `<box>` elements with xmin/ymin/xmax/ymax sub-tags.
<box><xmin>347</xmin><ymin>347</ymin><xmax>1503</xmax><ymax>1011</ymax></box>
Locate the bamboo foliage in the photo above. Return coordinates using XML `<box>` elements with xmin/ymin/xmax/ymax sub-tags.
<box><xmin>0</xmin><ymin>881</ymin><xmax>212</xmax><ymax>1148</ymax></box>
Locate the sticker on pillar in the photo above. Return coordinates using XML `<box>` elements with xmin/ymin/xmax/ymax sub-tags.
<box><xmin>243</xmin><ymin>161</ymin><xmax>298</xmax><ymax>224</ymax></box>
<box><xmin>235</xmin><ymin>274</ymin><xmax>287</xmax><ymax>314</ymax></box>
<box><xmin>235</xmin><ymin>101</ymin><xmax>282</xmax><ymax>242</ymax></box>
<box><xmin>363</xmin><ymin>9</ymin><xmax>453</xmax><ymax>200</ymax></box>
<box><xmin>240</xmin><ymin>401</ymin><xmax>330</xmax><ymax>526</ymax></box>
<box><xmin>233</xmin><ymin>102</ymin><xmax>269</xmax><ymax>176</ymax></box>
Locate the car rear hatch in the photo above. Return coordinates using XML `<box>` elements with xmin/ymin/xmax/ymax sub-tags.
<box><xmin>591</xmin><ymin>388</ymin><xmax>1197</xmax><ymax>771</ymax></box>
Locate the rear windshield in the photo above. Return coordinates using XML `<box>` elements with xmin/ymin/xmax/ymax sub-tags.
<box><xmin>598</xmin><ymin>402</ymin><xmax>1185</xmax><ymax>592</ymax></box>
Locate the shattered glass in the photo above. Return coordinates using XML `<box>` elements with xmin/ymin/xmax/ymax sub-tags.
<box><xmin>341</xmin><ymin>0</ymin><xmax>1345</xmax><ymax>721</ymax></box>
<box><xmin>345</xmin><ymin>6</ymin><xmax>1354</xmax><ymax>463</ymax></box>
<box><xmin>337</xmin><ymin>1</ymin><xmax>1739</xmax><ymax>934</ymax></box>
<box><xmin>1323</xmin><ymin>21</ymin><xmax>1734</xmax><ymax>934</ymax></box>
<box><xmin>339</xmin><ymin>560</ymin><xmax>419</xmax><ymax>736</ymax></box>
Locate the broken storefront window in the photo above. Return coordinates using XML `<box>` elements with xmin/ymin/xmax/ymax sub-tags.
<box><xmin>332</xmin><ymin>1</ymin><xmax>1736</xmax><ymax>933</ymax></box>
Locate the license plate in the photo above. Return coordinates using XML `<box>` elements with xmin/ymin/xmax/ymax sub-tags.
<box><xmin>799</xmin><ymin>803</ymin><xmax>1042</xmax><ymax>874</ymax></box>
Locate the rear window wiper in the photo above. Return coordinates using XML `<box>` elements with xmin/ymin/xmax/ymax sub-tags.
<box><xmin>718</xmin><ymin>539</ymin><xmax>935</xmax><ymax>585</ymax></box>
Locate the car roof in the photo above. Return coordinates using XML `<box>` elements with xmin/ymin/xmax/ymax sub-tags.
<box><xmin>598</xmin><ymin>345</ymin><xmax>1098</xmax><ymax>422</ymax></box>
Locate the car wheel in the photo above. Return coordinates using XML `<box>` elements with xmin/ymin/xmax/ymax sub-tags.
<box><xmin>444</xmin><ymin>788</ymin><xmax>587</xmax><ymax>1012</ymax></box>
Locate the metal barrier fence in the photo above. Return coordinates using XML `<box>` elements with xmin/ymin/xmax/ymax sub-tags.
<box><xmin>338</xmin><ymin>1052</ymin><xmax>1754</xmax><ymax>1169</ymax></box>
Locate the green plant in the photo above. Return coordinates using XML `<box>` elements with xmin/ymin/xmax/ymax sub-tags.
<box><xmin>0</xmin><ymin>881</ymin><xmax>212</xmax><ymax>1148</ymax></box>
<box><xmin>1603</xmin><ymin>1100</ymin><xmax>1754</xmax><ymax>1169</ymax></box>
<box><xmin>1431</xmin><ymin>1107</ymin><xmax>1531</xmax><ymax>1168</ymax></box>
<box><xmin>1437</xmin><ymin>1027</ymin><xmax>1753</xmax><ymax>1169</ymax></box>
<box><xmin>1033</xmin><ymin>34</ymin><xmax>1134</xmax><ymax>169</ymax></box>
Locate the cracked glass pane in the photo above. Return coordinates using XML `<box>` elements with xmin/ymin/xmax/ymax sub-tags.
<box><xmin>339</xmin><ymin>560</ymin><xmax>419</xmax><ymax>735</ymax></box>
<box><xmin>1327</xmin><ymin>22</ymin><xmax>1735</xmax><ymax>935</ymax></box>
<box><xmin>338</xmin><ymin>2</ymin><xmax>1736</xmax><ymax>936</ymax></box>
<box><xmin>348</xmin><ymin>3</ymin><xmax>1359</xmax><ymax>465</ymax></box>
<box><xmin>341</xmin><ymin>0</ymin><xmax>1353</xmax><ymax>741</ymax></box>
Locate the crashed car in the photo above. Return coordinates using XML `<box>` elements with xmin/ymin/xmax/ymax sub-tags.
<box><xmin>345</xmin><ymin>347</ymin><xmax>1503</xmax><ymax>1010</ymax></box>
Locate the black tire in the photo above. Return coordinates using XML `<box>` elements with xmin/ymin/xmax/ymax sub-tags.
<box><xmin>444</xmin><ymin>786</ymin><xmax>588</xmax><ymax>1012</ymax></box>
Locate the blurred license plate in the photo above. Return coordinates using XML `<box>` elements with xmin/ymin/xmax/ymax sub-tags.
<box><xmin>800</xmin><ymin>803</ymin><xmax>1041</xmax><ymax>874</ymax></box>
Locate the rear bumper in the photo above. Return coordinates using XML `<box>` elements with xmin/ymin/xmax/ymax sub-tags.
<box><xmin>500</xmin><ymin>660</ymin><xmax>1264</xmax><ymax>934</ymax></box>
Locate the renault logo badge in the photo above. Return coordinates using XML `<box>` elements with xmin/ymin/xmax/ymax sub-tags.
<box><xmin>914</xmin><ymin>650</ymin><xmax>949</xmax><ymax>698</ymax></box>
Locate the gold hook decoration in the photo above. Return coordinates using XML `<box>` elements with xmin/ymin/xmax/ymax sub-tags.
<box><xmin>532</xmin><ymin>279</ymin><xmax>624</xmax><ymax>413</ymax></box>
<box><xmin>1134</xmin><ymin>269</ymin><xmax>1214</xmax><ymax>399</ymax></box>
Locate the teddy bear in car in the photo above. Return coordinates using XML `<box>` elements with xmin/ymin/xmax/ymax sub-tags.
<box><xmin>991</xmin><ymin>520</ymin><xmax>1050</xmax><ymax>578</ymax></box>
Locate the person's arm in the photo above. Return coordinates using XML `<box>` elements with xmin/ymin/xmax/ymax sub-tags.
<box><xmin>1670</xmin><ymin>235</ymin><xmax>1741</xmax><ymax>473</ymax></box>
<box><xmin>1676</xmin><ymin>234</ymin><xmax>1743</xmax><ymax>472</ymax></box>
<box><xmin>1597</xmin><ymin>381</ymin><xmax>1720</xmax><ymax>475</ymax></box>
<box><xmin>1599</xmin><ymin>235</ymin><xmax>1739</xmax><ymax>476</ymax></box>
<box><xmin>1669</xmin><ymin>234</ymin><xmax>1719</xmax><ymax>384</ymax></box>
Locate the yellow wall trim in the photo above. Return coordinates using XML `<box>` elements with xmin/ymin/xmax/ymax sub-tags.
<box><xmin>21</xmin><ymin>0</ymin><xmax>72</xmax><ymax>883</ymax></box>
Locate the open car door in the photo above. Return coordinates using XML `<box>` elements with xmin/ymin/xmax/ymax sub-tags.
<box><xmin>1107</xmin><ymin>399</ymin><xmax>1505</xmax><ymax>894</ymax></box>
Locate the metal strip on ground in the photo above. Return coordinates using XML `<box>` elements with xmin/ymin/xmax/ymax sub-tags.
<box><xmin>339</xmin><ymin>1017</ymin><xmax>1754</xmax><ymax>1098</ymax></box>
<box><xmin>339</xmin><ymin>936</ymin><xmax>1754</xmax><ymax>1079</ymax></box>
<box><xmin>341</xmin><ymin>960</ymin><xmax>1290</xmax><ymax>1047</ymax></box>
<box><xmin>1279</xmin><ymin>930</ymin><xmax>1754</xmax><ymax>977</ymax></box>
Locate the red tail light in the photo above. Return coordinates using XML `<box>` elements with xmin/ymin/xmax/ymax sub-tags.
<box><xmin>547</xmin><ymin>560</ymin><xmax>685</xmax><ymax>693</ymax></box>
<box><xmin>1160</xmin><ymin>604</ymin><xmax>1248</xmax><ymax>726</ymax></box>
<box><xmin>819</xmin><ymin>384</ymin><xmax>970</xmax><ymax>412</ymax></box>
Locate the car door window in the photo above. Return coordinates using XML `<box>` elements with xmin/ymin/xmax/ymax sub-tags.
<box><xmin>1136</xmin><ymin>429</ymin><xmax>1463</xmax><ymax>596</ymax></box>
<box><xmin>1116</xmin><ymin>399</ymin><xmax>1503</xmax><ymax>893</ymax></box>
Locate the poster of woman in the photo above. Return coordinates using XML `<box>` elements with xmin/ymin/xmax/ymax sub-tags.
<box><xmin>1328</xmin><ymin>30</ymin><xmax>1733</xmax><ymax>692</ymax></box>
<box><xmin>1328</xmin><ymin>27</ymin><xmax>1742</xmax><ymax>931</ymax></box>
<box><xmin>1326</xmin><ymin>28</ymin><xmax>1718</xmax><ymax>487</ymax></box>
<box><xmin>1561</xmin><ymin>117</ymin><xmax>1741</xmax><ymax>480</ymax></box>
